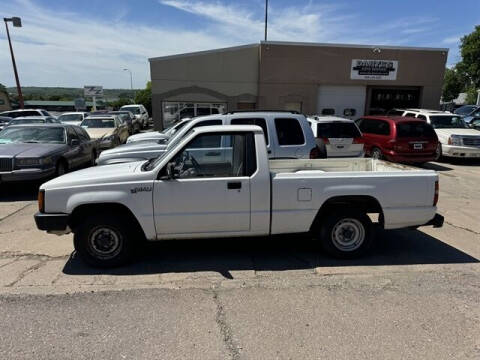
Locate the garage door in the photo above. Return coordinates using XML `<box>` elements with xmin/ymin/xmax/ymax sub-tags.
<box><xmin>317</xmin><ymin>85</ymin><xmax>366</xmax><ymax>119</ymax></box>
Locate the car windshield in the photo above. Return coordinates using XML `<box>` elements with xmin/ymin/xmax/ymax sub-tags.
<box><xmin>429</xmin><ymin>116</ymin><xmax>467</xmax><ymax>129</ymax></box>
<box><xmin>397</xmin><ymin>122</ymin><xmax>435</xmax><ymax>137</ymax></box>
<box><xmin>81</xmin><ymin>118</ymin><xmax>115</xmax><ymax>128</ymax></box>
<box><xmin>455</xmin><ymin>106</ymin><xmax>478</xmax><ymax>116</ymax></box>
<box><xmin>316</xmin><ymin>122</ymin><xmax>361</xmax><ymax>138</ymax></box>
<box><xmin>0</xmin><ymin>127</ymin><xmax>65</xmax><ymax>144</ymax></box>
<box><xmin>122</xmin><ymin>107</ymin><xmax>140</xmax><ymax>114</ymax></box>
<box><xmin>9</xmin><ymin>118</ymin><xmax>46</xmax><ymax>125</ymax></box>
<box><xmin>58</xmin><ymin>114</ymin><xmax>83</xmax><ymax>122</ymax></box>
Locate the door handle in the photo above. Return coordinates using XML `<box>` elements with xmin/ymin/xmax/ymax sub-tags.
<box><xmin>227</xmin><ymin>182</ymin><xmax>242</xmax><ymax>190</ymax></box>
<box><xmin>205</xmin><ymin>151</ymin><xmax>221</xmax><ymax>156</ymax></box>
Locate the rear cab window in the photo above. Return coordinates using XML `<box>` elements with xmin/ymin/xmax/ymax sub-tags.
<box><xmin>274</xmin><ymin>118</ymin><xmax>305</xmax><ymax>145</ymax></box>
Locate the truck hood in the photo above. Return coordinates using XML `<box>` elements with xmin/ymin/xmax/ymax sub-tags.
<box><xmin>85</xmin><ymin>128</ymin><xmax>115</xmax><ymax>139</ymax></box>
<box><xmin>435</xmin><ymin>128</ymin><xmax>480</xmax><ymax>142</ymax></box>
<box><xmin>100</xmin><ymin>141</ymin><xmax>168</xmax><ymax>156</ymax></box>
<box><xmin>41</xmin><ymin>161</ymin><xmax>147</xmax><ymax>190</ymax></box>
<box><xmin>0</xmin><ymin>143</ymin><xmax>67</xmax><ymax>158</ymax></box>
<box><xmin>127</xmin><ymin>131</ymin><xmax>168</xmax><ymax>143</ymax></box>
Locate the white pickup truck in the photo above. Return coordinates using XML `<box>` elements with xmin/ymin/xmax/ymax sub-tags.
<box><xmin>35</xmin><ymin>125</ymin><xmax>443</xmax><ymax>267</ymax></box>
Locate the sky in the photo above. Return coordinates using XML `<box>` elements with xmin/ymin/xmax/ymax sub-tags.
<box><xmin>1</xmin><ymin>0</ymin><xmax>479</xmax><ymax>89</ymax></box>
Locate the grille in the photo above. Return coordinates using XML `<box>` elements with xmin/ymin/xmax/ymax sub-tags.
<box><xmin>462</xmin><ymin>137</ymin><xmax>480</xmax><ymax>147</ymax></box>
<box><xmin>0</xmin><ymin>158</ymin><xmax>13</xmax><ymax>172</ymax></box>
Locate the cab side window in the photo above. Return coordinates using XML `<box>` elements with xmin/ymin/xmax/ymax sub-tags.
<box><xmin>167</xmin><ymin>133</ymin><xmax>256</xmax><ymax>178</ymax></box>
<box><xmin>231</xmin><ymin>118</ymin><xmax>269</xmax><ymax>145</ymax></box>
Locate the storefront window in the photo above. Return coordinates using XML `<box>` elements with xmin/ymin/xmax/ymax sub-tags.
<box><xmin>162</xmin><ymin>102</ymin><xmax>226</xmax><ymax>128</ymax></box>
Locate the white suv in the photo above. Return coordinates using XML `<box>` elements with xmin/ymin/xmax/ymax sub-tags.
<box><xmin>307</xmin><ymin>116</ymin><xmax>364</xmax><ymax>158</ymax></box>
<box><xmin>398</xmin><ymin>109</ymin><xmax>480</xmax><ymax>159</ymax></box>
<box><xmin>97</xmin><ymin>111</ymin><xmax>319</xmax><ymax>165</ymax></box>
<box><xmin>120</xmin><ymin>104</ymin><xmax>149</xmax><ymax>129</ymax></box>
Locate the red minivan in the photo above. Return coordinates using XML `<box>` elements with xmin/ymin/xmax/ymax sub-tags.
<box><xmin>355</xmin><ymin>116</ymin><xmax>438</xmax><ymax>163</ymax></box>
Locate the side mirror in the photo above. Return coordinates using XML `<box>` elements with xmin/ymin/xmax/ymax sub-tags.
<box><xmin>166</xmin><ymin>162</ymin><xmax>177</xmax><ymax>179</ymax></box>
<box><xmin>71</xmin><ymin>139</ymin><xmax>80</xmax><ymax>146</ymax></box>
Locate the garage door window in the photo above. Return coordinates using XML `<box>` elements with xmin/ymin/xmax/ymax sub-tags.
<box><xmin>275</xmin><ymin>118</ymin><xmax>305</xmax><ymax>145</ymax></box>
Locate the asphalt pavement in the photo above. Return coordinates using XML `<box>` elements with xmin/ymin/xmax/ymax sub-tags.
<box><xmin>0</xmin><ymin>159</ymin><xmax>479</xmax><ymax>359</ymax></box>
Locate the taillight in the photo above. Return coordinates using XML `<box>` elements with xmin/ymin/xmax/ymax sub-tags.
<box><xmin>447</xmin><ymin>137</ymin><xmax>452</xmax><ymax>145</ymax></box>
<box><xmin>433</xmin><ymin>181</ymin><xmax>439</xmax><ymax>206</ymax></box>
<box><xmin>310</xmin><ymin>146</ymin><xmax>320</xmax><ymax>159</ymax></box>
<box><xmin>38</xmin><ymin>190</ymin><xmax>45</xmax><ymax>213</ymax></box>
<box><xmin>352</xmin><ymin>137</ymin><xmax>363</xmax><ymax>144</ymax></box>
<box><xmin>321</xmin><ymin>137</ymin><xmax>330</xmax><ymax>144</ymax></box>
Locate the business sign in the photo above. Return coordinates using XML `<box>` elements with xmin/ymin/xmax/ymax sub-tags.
<box><xmin>84</xmin><ymin>85</ymin><xmax>103</xmax><ymax>97</ymax></box>
<box><xmin>351</xmin><ymin>59</ymin><xmax>398</xmax><ymax>80</ymax></box>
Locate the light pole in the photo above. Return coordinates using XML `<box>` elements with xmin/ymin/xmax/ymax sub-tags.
<box><xmin>123</xmin><ymin>68</ymin><xmax>135</xmax><ymax>103</ymax></box>
<box><xmin>264</xmin><ymin>0</ymin><xmax>268</xmax><ymax>41</ymax></box>
<box><xmin>4</xmin><ymin>17</ymin><xmax>24</xmax><ymax>109</ymax></box>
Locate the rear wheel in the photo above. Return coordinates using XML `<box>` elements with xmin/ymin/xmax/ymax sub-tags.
<box><xmin>434</xmin><ymin>143</ymin><xmax>442</xmax><ymax>161</ymax></box>
<box><xmin>55</xmin><ymin>160</ymin><xmax>67</xmax><ymax>177</ymax></box>
<box><xmin>73</xmin><ymin>214</ymin><xmax>135</xmax><ymax>268</ymax></box>
<box><xmin>370</xmin><ymin>147</ymin><xmax>383</xmax><ymax>160</ymax></box>
<box><xmin>317</xmin><ymin>210</ymin><xmax>374</xmax><ymax>259</ymax></box>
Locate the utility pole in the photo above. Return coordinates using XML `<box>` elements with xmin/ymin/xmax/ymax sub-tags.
<box><xmin>4</xmin><ymin>17</ymin><xmax>24</xmax><ymax>109</ymax></box>
<box><xmin>264</xmin><ymin>0</ymin><xmax>269</xmax><ymax>41</ymax></box>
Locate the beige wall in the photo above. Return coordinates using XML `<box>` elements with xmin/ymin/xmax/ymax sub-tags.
<box><xmin>150</xmin><ymin>45</ymin><xmax>259</xmax><ymax>129</ymax></box>
<box><xmin>258</xmin><ymin>42</ymin><xmax>448</xmax><ymax>114</ymax></box>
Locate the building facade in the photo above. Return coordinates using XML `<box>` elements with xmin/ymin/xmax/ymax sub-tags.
<box><xmin>150</xmin><ymin>41</ymin><xmax>448</xmax><ymax>130</ymax></box>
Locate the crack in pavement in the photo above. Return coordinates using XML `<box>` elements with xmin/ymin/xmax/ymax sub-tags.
<box><xmin>0</xmin><ymin>203</ymin><xmax>34</xmax><ymax>223</ymax></box>
<box><xmin>445</xmin><ymin>221</ymin><xmax>480</xmax><ymax>235</ymax></box>
<box><xmin>6</xmin><ymin>261</ymin><xmax>46</xmax><ymax>287</ymax></box>
<box><xmin>211</xmin><ymin>287</ymin><xmax>242</xmax><ymax>360</ymax></box>
<box><xmin>0</xmin><ymin>252</ymin><xmax>69</xmax><ymax>261</ymax></box>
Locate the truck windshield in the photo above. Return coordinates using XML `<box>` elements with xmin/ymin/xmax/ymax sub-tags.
<box><xmin>429</xmin><ymin>116</ymin><xmax>467</xmax><ymax>129</ymax></box>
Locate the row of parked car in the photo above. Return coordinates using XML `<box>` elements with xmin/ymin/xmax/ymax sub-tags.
<box><xmin>0</xmin><ymin>105</ymin><xmax>149</xmax><ymax>182</ymax></box>
<box><xmin>1</xmin><ymin>106</ymin><xmax>479</xmax><ymax>184</ymax></box>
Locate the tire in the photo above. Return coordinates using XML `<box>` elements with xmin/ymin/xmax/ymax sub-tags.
<box><xmin>317</xmin><ymin>210</ymin><xmax>374</xmax><ymax>259</ymax></box>
<box><xmin>370</xmin><ymin>147</ymin><xmax>383</xmax><ymax>160</ymax></box>
<box><xmin>90</xmin><ymin>151</ymin><xmax>97</xmax><ymax>167</ymax></box>
<box><xmin>73</xmin><ymin>214</ymin><xmax>135</xmax><ymax>268</ymax></box>
<box><xmin>434</xmin><ymin>143</ymin><xmax>442</xmax><ymax>161</ymax></box>
<box><xmin>55</xmin><ymin>160</ymin><xmax>67</xmax><ymax>177</ymax></box>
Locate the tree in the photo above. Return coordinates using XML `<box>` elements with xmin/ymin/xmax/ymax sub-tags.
<box><xmin>442</xmin><ymin>67</ymin><xmax>465</xmax><ymax>102</ymax></box>
<box><xmin>460</xmin><ymin>25</ymin><xmax>480</xmax><ymax>88</ymax></box>
<box><xmin>135</xmin><ymin>81</ymin><xmax>152</xmax><ymax>114</ymax></box>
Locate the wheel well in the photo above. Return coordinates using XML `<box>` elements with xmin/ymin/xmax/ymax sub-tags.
<box><xmin>310</xmin><ymin>195</ymin><xmax>384</xmax><ymax>231</ymax></box>
<box><xmin>69</xmin><ymin>203</ymin><xmax>146</xmax><ymax>239</ymax></box>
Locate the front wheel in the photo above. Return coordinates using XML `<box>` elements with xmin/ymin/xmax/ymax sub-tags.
<box><xmin>317</xmin><ymin>210</ymin><xmax>374</xmax><ymax>259</ymax></box>
<box><xmin>370</xmin><ymin>147</ymin><xmax>383</xmax><ymax>160</ymax></box>
<box><xmin>73</xmin><ymin>214</ymin><xmax>135</xmax><ymax>267</ymax></box>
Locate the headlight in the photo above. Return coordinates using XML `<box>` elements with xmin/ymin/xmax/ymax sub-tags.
<box><xmin>16</xmin><ymin>158</ymin><xmax>41</xmax><ymax>166</ymax></box>
<box><xmin>102</xmin><ymin>135</ymin><xmax>115</xmax><ymax>142</ymax></box>
<box><xmin>448</xmin><ymin>135</ymin><xmax>462</xmax><ymax>146</ymax></box>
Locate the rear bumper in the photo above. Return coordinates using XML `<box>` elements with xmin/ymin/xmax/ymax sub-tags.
<box><xmin>384</xmin><ymin>151</ymin><xmax>436</xmax><ymax>163</ymax></box>
<box><xmin>0</xmin><ymin>167</ymin><xmax>55</xmax><ymax>182</ymax></box>
<box><xmin>423</xmin><ymin>213</ymin><xmax>444</xmax><ymax>228</ymax></box>
<box><xmin>34</xmin><ymin>212</ymin><xmax>70</xmax><ymax>233</ymax></box>
<box><xmin>442</xmin><ymin>145</ymin><xmax>480</xmax><ymax>158</ymax></box>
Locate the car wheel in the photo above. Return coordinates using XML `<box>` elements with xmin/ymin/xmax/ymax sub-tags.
<box><xmin>371</xmin><ymin>147</ymin><xmax>383</xmax><ymax>160</ymax></box>
<box><xmin>73</xmin><ymin>214</ymin><xmax>135</xmax><ymax>268</ymax></box>
<box><xmin>317</xmin><ymin>210</ymin><xmax>374</xmax><ymax>259</ymax></box>
<box><xmin>55</xmin><ymin>160</ymin><xmax>67</xmax><ymax>177</ymax></box>
<box><xmin>90</xmin><ymin>151</ymin><xmax>97</xmax><ymax>166</ymax></box>
<box><xmin>435</xmin><ymin>143</ymin><xmax>442</xmax><ymax>161</ymax></box>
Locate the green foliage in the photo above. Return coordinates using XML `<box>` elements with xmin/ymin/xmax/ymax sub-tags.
<box><xmin>134</xmin><ymin>81</ymin><xmax>152</xmax><ymax>114</ymax></box>
<box><xmin>442</xmin><ymin>67</ymin><xmax>465</xmax><ymax>102</ymax></box>
<box><xmin>465</xmin><ymin>87</ymin><xmax>479</xmax><ymax>105</ymax></box>
<box><xmin>109</xmin><ymin>97</ymin><xmax>133</xmax><ymax>110</ymax></box>
<box><xmin>460</xmin><ymin>25</ymin><xmax>480</xmax><ymax>88</ymax></box>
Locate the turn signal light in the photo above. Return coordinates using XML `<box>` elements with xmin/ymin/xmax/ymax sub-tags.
<box><xmin>38</xmin><ymin>190</ymin><xmax>45</xmax><ymax>213</ymax></box>
<box><xmin>433</xmin><ymin>181</ymin><xmax>439</xmax><ymax>206</ymax></box>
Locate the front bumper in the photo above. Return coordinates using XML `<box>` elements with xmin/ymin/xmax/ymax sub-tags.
<box><xmin>423</xmin><ymin>213</ymin><xmax>444</xmax><ymax>228</ymax></box>
<box><xmin>442</xmin><ymin>144</ymin><xmax>480</xmax><ymax>158</ymax></box>
<box><xmin>34</xmin><ymin>212</ymin><xmax>70</xmax><ymax>233</ymax></box>
<box><xmin>0</xmin><ymin>167</ymin><xmax>55</xmax><ymax>182</ymax></box>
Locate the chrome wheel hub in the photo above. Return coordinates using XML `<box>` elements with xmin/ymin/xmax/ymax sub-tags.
<box><xmin>88</xmin><ymin>227</ymin><xmax>121</xmax><ymax>259</ymax></box>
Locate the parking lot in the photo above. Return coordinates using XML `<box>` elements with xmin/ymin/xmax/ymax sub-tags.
<box><xmin>0</xmin><ymin>158</ymin><xmax>479</xmax><ymax>358</ymax></box>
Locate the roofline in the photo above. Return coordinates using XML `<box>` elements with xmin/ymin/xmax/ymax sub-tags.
<box><xmin>149</xmin><ymin>43</ymin><xmax>259</xmax><ymax>62</ymax></box>
<box><xmin>261</xmin><ymin>40</ymin><xmax>449</xmax><ymax>52</ymax></box>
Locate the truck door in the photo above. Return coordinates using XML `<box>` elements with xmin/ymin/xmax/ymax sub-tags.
<box><xmin>153</xmin><ymin>132</ymin><xmax>254</xmax><ymax>237</ymax></box>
